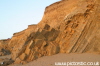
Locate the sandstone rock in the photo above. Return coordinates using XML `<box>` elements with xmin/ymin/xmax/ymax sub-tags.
<box><xmin>19</xmin><ymin>53</ymin><xmax>27</xmax><ymax>61</ymax></box>
<box><xmin>14</xmin><ymin>58</ymin><xmax>21</xmax><ymax>64</ymax></box>
<box><xmin>0</xmin><ymin>48</ymin><xmax>11</xmax><ymax>56</ymax></box>
<box><xmin>25</xmin><ymin>47</ymin><xmax>30</xmax><ymax>56</ymax></box>
<box><xmin>0</xmin><ymin>39</ymin><xmax>10</xmax><ymax>51</ymax></box>
<box><xmin>5</xmin><ymin>0</ymin><xmax>100</xmax><ymax>64</ymax></box>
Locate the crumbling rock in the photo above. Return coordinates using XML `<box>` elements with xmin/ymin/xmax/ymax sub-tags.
<box><xmin>0</xmin><ymin>39</ymin><xmax>11</xmax><ymax>56</ymax></box>
<box><xmin>4</xmin><ymin>0</ymin><xmax>100</xmax><ymax>64</ymax></box>
<box><xmin>0</xmin><ymin>58</ymin><xmax>14</xmax><ymax>66</ymax></box>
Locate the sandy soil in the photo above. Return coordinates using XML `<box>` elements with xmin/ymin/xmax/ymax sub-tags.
<box><xmin>9</xmin><ymin>53</ymin><xmax>100</xmax><ymax>66</ymax></box>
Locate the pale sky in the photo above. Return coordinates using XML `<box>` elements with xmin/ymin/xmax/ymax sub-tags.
<box><xmin>0</xmin><ymin>0</ymin><xmax>60</xmax><ymax>39</ymax></box>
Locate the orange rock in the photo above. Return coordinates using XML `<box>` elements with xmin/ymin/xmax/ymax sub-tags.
<box><xmin>4</xmin><ymin>0</ymin><xmax>100</xmax><ymax>64</ymax></box>
<box><xmin>19</xmin><ymin>53</ymin><xmax>27</xmax><ymax>61</ymax></box>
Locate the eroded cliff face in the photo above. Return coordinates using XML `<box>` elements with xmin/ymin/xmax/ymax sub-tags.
<box><xmin>6</xmin><ymin>0</ymin><xmax>100</xmax><ymax>63</ymax></box>
<box><xmin>0</xmin><ymin>39</ymin><xmax>11</xmax><ymax>56</ymax></box>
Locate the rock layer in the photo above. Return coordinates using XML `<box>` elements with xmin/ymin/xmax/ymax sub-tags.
<box><xmin>0</xmin><ymin>39</ymin><xmax>11</xmax><ymax>56</ymax></box>
<box><xmin>5</xmin><ymin>0</ymin><xmax>100</xmax><ymax>63</ymax></box>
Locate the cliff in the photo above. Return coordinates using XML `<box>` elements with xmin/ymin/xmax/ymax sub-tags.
<box><xmin>0</xmin><ymin>39</ymin><xmax>11</xmax><ymax>56</ymax></box>
<box><xmin>3</xmin><ymin>0</ymin><xmax>100</xmax><ymax>64</ymax></box>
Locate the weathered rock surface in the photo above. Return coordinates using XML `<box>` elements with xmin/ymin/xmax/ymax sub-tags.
<box><xmin>0</xmin><ymin>39</ymin><xmax>11</xmax><ymax>56</ymax></box>
<box><xmin>4</xmin><ymin>0</ymin><xmax>100</xmax><ymax>64</ymax></box>
<box><xmin>0</xmin><ymin>39</ymin><xmax>10</xmax><ymax>49</ymax></box>
<box><xmin>0</xmin><ymin>58</ymin><xmax>14</xmax><ymax>66</ymax></box>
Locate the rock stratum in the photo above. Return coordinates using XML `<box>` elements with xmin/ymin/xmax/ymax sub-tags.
<box><xmin>1</xmin><ymin>0</ymin><xmax>100</xmax><ymax>64</ymax></box>
<box><xmin>0</xmin><ymin>39</ymin><xmax>11</xmax><ymax>56</ymax></box>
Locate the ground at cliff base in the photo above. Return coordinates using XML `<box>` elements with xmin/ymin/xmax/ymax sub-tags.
<box><xmin>9</xmin><ymin>53</ymin><xmax>100</xmax><ymax>66</ymax></box>
<box><xmin>0</xmin><ymin>55</ymin><xmax>14</xmax><ymax>66</ymax></box>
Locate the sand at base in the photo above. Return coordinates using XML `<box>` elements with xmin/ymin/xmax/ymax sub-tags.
<box><xmin>10</xmin><ymin>53</ymin><xmax>100</xmax><ymax>66</ymax></box>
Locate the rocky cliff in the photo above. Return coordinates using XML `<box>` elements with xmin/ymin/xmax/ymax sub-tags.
<box><xmin>4</xmin><ymin>0</ymin><xmax>100</xmax><ymax>64</ymax></box>
<box><xmin>0</xmin><ymin>39</ymin><xmax>11</xmax><ymax>56</ymax></box>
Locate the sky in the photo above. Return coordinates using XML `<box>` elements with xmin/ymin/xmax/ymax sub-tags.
<box><xmin>0</xmin><ymin>0</ymin><xmax>60</xmax><ymax>39</ymax></box>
